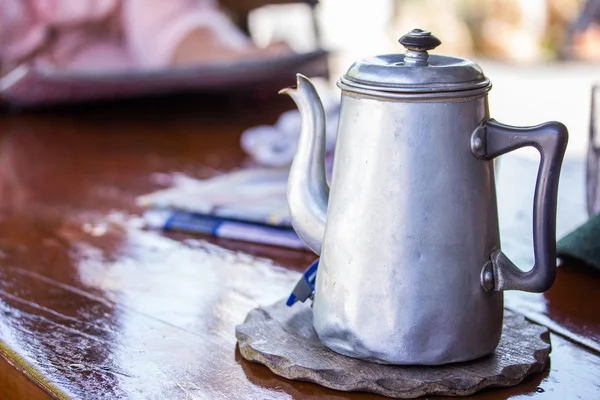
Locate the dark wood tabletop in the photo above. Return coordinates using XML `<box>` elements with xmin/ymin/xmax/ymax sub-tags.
<box><xmin>0</xmin><ymin>92</ymin><xmax>599</xmax><ymax>400</ymax></box>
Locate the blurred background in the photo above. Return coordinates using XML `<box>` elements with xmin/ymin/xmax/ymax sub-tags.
<box><xmin>252</xmin><ymin>0</ymin><xmax>598</xmax><ymax>63</ymax></box>
<box><xmin>1</xmin><ymin>0</ymin><xmax>600</xmax><ymax>242</ymax></box>
<box><xmin>250</xmin><ymin>0</ymin><xmax>600</xmax><ymax>157</ymax></box>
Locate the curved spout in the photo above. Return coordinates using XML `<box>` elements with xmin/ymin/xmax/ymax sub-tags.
<box><xmin>280</xmin><ymin>74</ymin><xmax>329</xmax><ymax>254</ymax></box>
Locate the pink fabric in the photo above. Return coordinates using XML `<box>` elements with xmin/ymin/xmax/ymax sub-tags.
<box><xmin>32</xmin><ymin>0</ymin><xmax>117</xmax><ymax>25</ymax></box>
<box><xmin>0</xmin><ymin>0</ymin><xmax>48</xmax><ymax>62</ymax></box>
<box><xmin>124</xmin><ymin>0</ymin><xmax>249</xmax><ymax>68</ymax></box>
<box><xmin>0</xmin><ymin>0</ymin><xmax>239</xmax><ymax>71</ymax></box>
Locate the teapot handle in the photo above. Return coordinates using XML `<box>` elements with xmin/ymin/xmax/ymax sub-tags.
<box><xmin>471</xmin><ymin>119</ymin><xmax>568</xmax><ymax>292</ymax></box>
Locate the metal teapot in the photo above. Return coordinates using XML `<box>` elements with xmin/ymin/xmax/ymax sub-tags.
<box><xmin>280</xmin><ymin>29</ymin><xmax>568</xmax><ymax>365</ymax></box>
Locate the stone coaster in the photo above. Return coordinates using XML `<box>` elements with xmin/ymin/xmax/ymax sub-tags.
<box><xmin>236</xmin><ymin>300</ymin><xmax>551</xmax><ymax>398</ymax></box>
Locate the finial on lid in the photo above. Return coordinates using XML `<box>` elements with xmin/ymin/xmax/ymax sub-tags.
<box><xmin>398</xmin><ymin>29</ymin><xmax>441</xmax><ymax>66</ymax></box>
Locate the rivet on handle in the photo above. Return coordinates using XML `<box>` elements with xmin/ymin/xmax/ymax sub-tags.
<box><xmin>480</xmin><ymin>260</ymin><xmax>495</xmax><ymax>292</ymax></box>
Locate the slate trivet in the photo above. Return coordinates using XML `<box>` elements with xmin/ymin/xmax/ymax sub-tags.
<box><xmin>236</xmin><ymin>300</ymin><xmax>551</xmax><ymax>398</ymax></box>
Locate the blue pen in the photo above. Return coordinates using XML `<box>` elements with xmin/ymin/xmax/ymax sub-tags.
<box><xmin>286</xmin><ymin>259</ymin><xmax>319</xmax><ymax>306</ymax></box>
<box><xmin>144</xmin><ymin>209</ymin><xmax>308</xmax><ymax>250</ymax></box>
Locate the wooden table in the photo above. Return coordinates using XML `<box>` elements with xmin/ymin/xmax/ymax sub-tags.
<box><xmin>0</xmin><ymin>93</ymin><xmax>598</xmax><ymax>400</ymax></box>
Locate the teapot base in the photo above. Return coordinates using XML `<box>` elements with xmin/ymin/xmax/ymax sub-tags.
<box><xmin>312</xmin><ymin>294</ymin><xmax>504</xmax><ymax>366</ymax></box>
<box><xmin>316</xmin><ymin>332</ymin><xmax>500</xmax><ymax>366</ymax></box>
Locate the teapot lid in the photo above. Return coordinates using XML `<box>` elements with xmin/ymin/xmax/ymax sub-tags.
<box><xmin>338</xmin><ymin>29</ymin><xmax>491</xmax><ymax>97</ymax></box>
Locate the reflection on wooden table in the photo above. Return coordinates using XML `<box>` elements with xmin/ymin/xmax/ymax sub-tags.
<box><xmin>0</xmin><ymin>94</ymin><xmax>598</xmax><ymax>399</ymax></box>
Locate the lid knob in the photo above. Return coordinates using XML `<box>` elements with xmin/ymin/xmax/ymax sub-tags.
<box><xmin>398</xmin><ymin>29</ymin><xmax>441</xmax><ymax>66</ymax></box>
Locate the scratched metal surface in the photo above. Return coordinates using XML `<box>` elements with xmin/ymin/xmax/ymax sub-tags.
<box><xmin>0</xmin><ymin>96</ymin><xmax>598</xmax><ymax>399</ymax></box>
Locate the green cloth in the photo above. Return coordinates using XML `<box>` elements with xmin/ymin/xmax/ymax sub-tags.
<box><xmin>557</xmin><ymin>213</ymin><xmax>600</xmax><ymax>270</ymax></box>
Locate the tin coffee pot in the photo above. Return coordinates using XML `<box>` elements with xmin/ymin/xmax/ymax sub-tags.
<box><xmin>281</xmin><ymin>29</ymin><xmax>569</xmax><ymax>365</ymax></box>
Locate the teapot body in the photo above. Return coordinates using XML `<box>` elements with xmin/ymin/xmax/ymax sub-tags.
<box><xmin>283</xmin><ymin>29</ymin><xmax>568</xmax><ymax>366</ymax></box>
<box><xmin>313</xmin><ymin>91</ymin><xmax>504</xmax><ymax>365</ymax></box>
